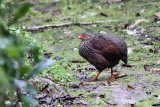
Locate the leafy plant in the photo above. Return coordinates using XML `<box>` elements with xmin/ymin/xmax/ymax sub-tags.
<box><xmin>0</xmin><ymin>0</ymin><xmax>54</xmax><ymax>106</ymax></box>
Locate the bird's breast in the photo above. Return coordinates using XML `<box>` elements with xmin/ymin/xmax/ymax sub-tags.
<box><xmin>79</xmin><ymin>41</ymin><xmax>94</xmax><ymax>59</ymax></box>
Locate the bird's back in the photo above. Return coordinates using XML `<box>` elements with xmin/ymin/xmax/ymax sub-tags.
<box><xmin>97</xmin><ymin>34</ymin><xmax>128</xmax><ymax>64</ymax></box>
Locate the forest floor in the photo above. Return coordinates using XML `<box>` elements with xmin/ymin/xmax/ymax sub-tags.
<box><xmin>22</xmin><ymin>0</ymin><xmax>160</xmax><ymax>106</ymax></box>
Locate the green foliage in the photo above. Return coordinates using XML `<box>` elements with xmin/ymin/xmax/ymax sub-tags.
<box><xmin>41</xmin><ymin>62</ymin><xmax>73</xmax><ymax>82</ymax></box>
<box><xmin>26</xmin><ymin>59</ymin><xmax>55</xmax><ymax>79</ymax></box>
<box><xmin>0</xmin><ymin>0</ymin><xmax>54</xmax><ymax>106</ymax></box>
<box><xmin>9</xmin><ymin>3</ymin><xmax>31</xmax><ymax>25</ymax></box>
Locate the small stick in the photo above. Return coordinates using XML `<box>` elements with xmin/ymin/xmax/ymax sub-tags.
<box><xmin>24</xmin><ymin>20</ymin><xmax>121</xmax><ymax>31</ymax></box>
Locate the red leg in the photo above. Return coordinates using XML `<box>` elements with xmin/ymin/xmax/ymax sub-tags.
<box><xmin>86</xmin><ymin>72</ymin><xmax>101</xmax><ymax>82</ymax></box>
<box><xmin>110</xmin><ymin>67</ymin><xmax>115</xmax><ymax>80</ymax></box>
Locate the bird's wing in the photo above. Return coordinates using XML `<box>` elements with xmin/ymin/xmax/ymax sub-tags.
<box><xmin>91</xmin><ymin>37</ymin><xmax>121</xmax><ymax>63</ymax></box>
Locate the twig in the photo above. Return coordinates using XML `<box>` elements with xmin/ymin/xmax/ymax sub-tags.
<box><xmin>24</xmin><ymin>20</ymin><xmax>120</xmax><ymax>31</ymax></box>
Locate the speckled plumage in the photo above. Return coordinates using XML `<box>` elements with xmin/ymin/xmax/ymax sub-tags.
<box><xmin>79</xmin><ymin>32</ymin><xmax>128</xmax><ymax>71</ymax></box>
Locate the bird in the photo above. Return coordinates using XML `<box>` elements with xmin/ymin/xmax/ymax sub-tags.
<box><xmin>78</xmin><ymin>32</ymin><xmax>128</xmax><ymax>82</ymax></box>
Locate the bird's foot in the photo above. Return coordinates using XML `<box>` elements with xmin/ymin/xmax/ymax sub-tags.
<box><xmin>86</xmin><ymin>72</ymin><xmax>101</xmax><ymax>82</ymax></box>
<box><xmin>110</xmin><ymin>75</ymin><xmax>116</xmax><ymax>80</ymax></box>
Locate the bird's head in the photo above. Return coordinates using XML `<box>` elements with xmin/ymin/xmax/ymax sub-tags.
<box><xmin>78</xmin><ymin>32</ymin><xmax>93</xmax><ymax>40</ymax></box>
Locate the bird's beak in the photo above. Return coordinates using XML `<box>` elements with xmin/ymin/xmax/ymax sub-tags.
<box><xmin>78</xmin><ymin>34</ymin><xmax>84</xmax><ymax>39</ymax></box>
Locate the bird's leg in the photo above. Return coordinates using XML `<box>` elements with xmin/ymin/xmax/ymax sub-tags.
<box><xmin>86</xmin><ymin>72</ymin><xmax>101</xmax><ymax>82</ymax></box>
<box><xmin>110</xmin><ymin>67</ymin><xmax>115</xmax><ymax>80</ymax></box>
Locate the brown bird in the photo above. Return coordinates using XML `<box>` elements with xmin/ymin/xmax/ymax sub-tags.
<box><xmin>78</xmin><ymin>32</ymin><xmax>128</xmax><ymax>81</ymax></box>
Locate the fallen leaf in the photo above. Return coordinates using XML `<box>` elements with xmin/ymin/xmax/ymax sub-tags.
<box><xmin>127</xmin><ymin>85</ymin><xmax>135</xmax><ymax>90</ymax></box>
<box><xmin>79</xmin><ymin>82</ymin><xmax>85</xmax><ymax>86</ymax></box>
<box><xmin>152</xmin><ymin>103</ymin><xmax>160</xmax><ymax>106</ymax></box>
<box><xmin>115</xmin><ymin>73</ymin><xmax>128</xmax><ymax>79</ymax></box>
<box><xmin>155</xmin><ymin>12</ymin><xmax>160</xmax><ymax>18</ymax></box>
<box><xmin>149</xmin><ymin>48</ymin><xmax>154</xmax><ymax>52</ymax></box>
<box><xmin>78</xmin><ymin>94</ymin><xmax>85</xmax><ymax>97</ymax></box>
<box><xmin>99</xmin><ymin>12</ymin><xmax>108</xmax><ymax>17</ymax></box>
<box><xmin>69</xmin><ymin>60</ymin><xmax>86</xmax><ymax>63</ymax></box>
<box><xmin>103</xmin><ymin>80</ymin><xmax>110</xmax><ymax>86</ymax></box>
<box><xmin>129</xmin><ymin>19</ymin><xmax>149</xmax><ymax>29</ymax></box>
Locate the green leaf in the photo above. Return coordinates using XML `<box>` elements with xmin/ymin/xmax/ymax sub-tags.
<box><xmin>15</xmin><ymin>29</ymin><xmax>20</xmax><ymax>34</ymax></box>
<box><xmin>0</xmin><ymin>4</ymin><xmax>6</xmax><ymax>10</ymax></box>
<box><xmin>21</xmin><ymin>95</ymin><xmax>38</xmax><ymax>107</ymax></box>
<box><xmin>26</xmin><ymin>84</ymin><xmax>37</xmax><ymax>95</ymax></box>
<box><xmin>0</xmin><ymin>67</ymin><xmax>10</xmax><ymax>92</ymax></box>
<box><xmin>14</xmin><ymin>79</ymin><xmax>27</xmax><ymax>88</ymax></box>
<box><xmin>30</xmin><ymin>44</ymin><xmax>40</xmax><ymax>64</ymax></box>
<box><xmin>26</xmin><ymin>59</ymin><xmax>55</xmax><ymax>79</ymax></box>
<box><xmin>0</xmin><ymin>38</ymin><xmax>10</xmax><ymax>49</ymax></box>
<box><xmin>6</xmin><ymin>45</ymin><xmax>19</xmax><ymax>59</ymax></box>
<box><xmin>18</xmin><ymin>66</ymin><xmax>31</xmax><ymax>78</ymax></box>
<box><xmin>9</xmin><ymin>2</ymin><xmax>31</xmax><ymax>25</ymax></box>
